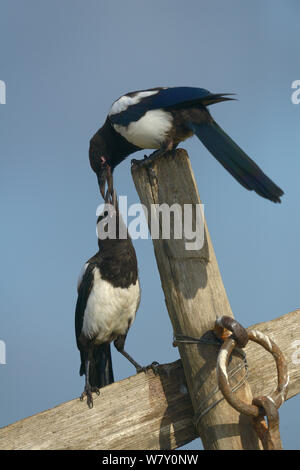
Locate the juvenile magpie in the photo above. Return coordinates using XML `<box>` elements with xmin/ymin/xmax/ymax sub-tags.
<box><xmin>75</xmin><ymin>192</ymin><xmax>144</xmax><ymax>408</ymax></box>
<box><xmin>89</xmin><ymin>86</ymin><xmax>283</xmax><ymax>203</ymax></box>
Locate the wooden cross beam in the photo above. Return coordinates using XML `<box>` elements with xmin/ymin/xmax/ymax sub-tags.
<box><xmin>0</xmin><ymin>310</ymin><xmax>299</xmax><ymax>450</ymax></box>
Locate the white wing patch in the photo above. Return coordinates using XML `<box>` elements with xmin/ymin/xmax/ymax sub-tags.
<box><xmin>109</xmin><ymin>90</ymin><xmax>160</xmax><ymax>116</ymax></box>
<box><xmin>113</xmin><ymin>109</ymin><xmax>173</xmax><ymax>149</ymax></box>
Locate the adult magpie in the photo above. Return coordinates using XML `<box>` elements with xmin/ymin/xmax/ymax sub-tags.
<box><xmin>89</xmin><ymin>86</ymin><xmax>283</xmax><ymax>203</ymax></box>
<box><xmin>75</xmin><ymin>192</ymin><xmax>144</xmax><ymax>408</ymax></box>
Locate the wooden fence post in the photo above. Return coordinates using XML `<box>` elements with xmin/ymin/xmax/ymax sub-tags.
<box><xmin>131</xmin><ymin>149</ymin><xmax>260</xmax><ymax>450</ymax></box>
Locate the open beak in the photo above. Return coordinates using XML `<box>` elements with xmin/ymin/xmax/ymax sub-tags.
<box><xmin>98</xmin><ymin>169</ymin><xmax>108</xmax><ymax>199</ymax></box>
<box><xmin>97</xmin><ymin>165</ymin><xmax>114</xmax><ymax>200</ymax></box>
<box><xmin>111</xmin><ymin>188</ymin><xmax>117</xmax><ymax>209</ymax></box>
<box><xmin>104</xmin><ymin>188</ymin><xmax>117</xmax><ymax>209</ymax></box>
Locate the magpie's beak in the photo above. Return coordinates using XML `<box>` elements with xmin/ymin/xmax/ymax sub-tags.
<box><xmin>103</xmin><ymin>189</ymin><xmax>117</xmax><ymax>211</ymax></box>
<box><xmin>97</xmin><ymin>166</ymin><xmax>114</xmax><ymax>200</ymax></box>
<box><xmin>111</xmin><ymin>188</ymin><xmax>117</xmax><ymax>209</ymax></box>
<box><xmin>98</xmin><ymin>169</ymin><xmax>108</xmax><ymax>199</ymax></box>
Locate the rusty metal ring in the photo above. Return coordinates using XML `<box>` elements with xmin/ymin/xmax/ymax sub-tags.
<box><xmin>216</xmin><ymin>329</ymin><xmax>289</xmax><ymax>418</ymax></box>
<box><xmin>214</xmin><ymin>315</ymin><xmax>249</xmax><ymax>348</ymax></box>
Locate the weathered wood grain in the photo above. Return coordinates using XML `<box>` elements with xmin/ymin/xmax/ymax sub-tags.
<box><xmin>0</xmin><ymin>310</ymin><xmax>299</xmax><ymax>450</ymax></box>
<box><xmin>0</xmin><ymin>360</ymin><xmax>196</xmax><ymax>450</ymax></box>
<box><xmin>131</xmin><ymin>149</ymin><xmax>259</xmax><ymax>449</ymax></box>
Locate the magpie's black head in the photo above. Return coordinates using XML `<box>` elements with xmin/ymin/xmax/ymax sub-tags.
<box><xmin>89</xmin><ymin>118</ymin><xmax>141</xmax><ymax>199</ymax></box>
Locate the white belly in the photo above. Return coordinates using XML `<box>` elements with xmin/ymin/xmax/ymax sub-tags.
<box><xmin>82</xmin><ymin>268</ymin><xmax>141</xmax><ymax>344</ymax></box>
<box><xmin>113</xmin><ymin>109</ymin><xmax>173</xmax><ymax>149</ymax></box>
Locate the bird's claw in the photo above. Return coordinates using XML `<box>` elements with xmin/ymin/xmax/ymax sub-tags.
<box><xmin>136</xmin><ymin>361</ymin><xmax>160</xmax><ymax>375</ymax></box>
<box><xmin>80</xmin><ymin>386</ymin><xmax>100</xmax><ymax>408</ymax></box>
<box><xmin>131</xmin><ymin>154</ymin><xmax>156</xmax><ymax>169</ymax></box>
<box><xmin>131</xmin><ymin>158</ymin><xmax>145</xmax><ymax>169</ymax></box>
<box><xmin>131</xmin><ymin>144</ymin><xmax>174</xmax><ymax>170</ymax></box>
<box><xmin>80</xmin><ymin>390</ymin><xmax>93</xmax><ymax>408</ymax></box>
<box><xmin>149</xmin><ymin>361</ymin><xmax>160</xmax><ymax>375</ymax></box>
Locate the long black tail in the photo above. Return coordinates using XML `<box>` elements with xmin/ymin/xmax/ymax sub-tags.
<box><xmin>80</xmin><ymin>343</ymin><xmax>114</xmax><ymax>388</ymax></box>
<box><xmin>187</xmin><ymin>120</ymin><xmax>284</xmax><ymax>203</ymax></box>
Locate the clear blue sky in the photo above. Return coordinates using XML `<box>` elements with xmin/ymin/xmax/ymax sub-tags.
<box><xmin>0</xmin><ymin>0</ymin><xmax>299</xmax><ymax>450</ymax></box>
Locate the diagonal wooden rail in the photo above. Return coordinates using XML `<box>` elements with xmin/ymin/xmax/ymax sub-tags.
<box><xmin>0</xmin><ymin>310</ymin><xmax>299</xmax><ymax>450</ymax></box>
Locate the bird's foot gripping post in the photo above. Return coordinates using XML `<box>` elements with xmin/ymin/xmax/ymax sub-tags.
<box><xmin>136</xmin><ymin>362</ymin><xmax>160</xmax><ymax>375</ymax></box>
<box><xmin>132</xmin><ymin>148</ymin><xmax>265</xmax><ymax>450</ymax></box>
<box><xmin>80</xmin><ymin>385</ymin><xmax>100</xmax><ymax>409</ymax></box>
<box><xmin>114</xmin><ymin>336</ymin><xmax>159</xmax><ymax>375</ymax></box>
<box><xmin>131</xmin><ymin>141</ymin><xmax>175</xmax><ymax>170</ymax></box>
